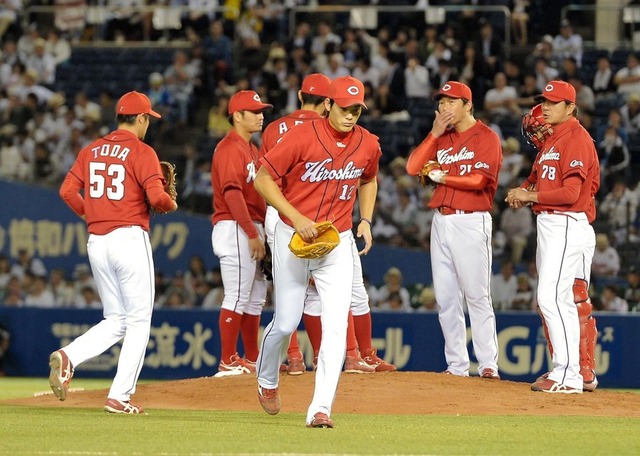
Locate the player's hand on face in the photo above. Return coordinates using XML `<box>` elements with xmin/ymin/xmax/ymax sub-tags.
<box><xmin>357</xmin><ymin>220</ymin><xmax>373</xmax><ymax>256</ymax></box>
<box><xmin>431</xmin><ymin>109</ymin><xmax>454</xmax><ymax>138</ymax></box>
<box><xmin>249</xmin><ymin>237</ymin><xmax>266</xmax><ymax>261</ymax></box>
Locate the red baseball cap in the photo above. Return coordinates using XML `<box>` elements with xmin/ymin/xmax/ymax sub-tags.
<box><xmin>535</xmin><ymin>80</ymin><xmax>576</xmax><ymax>103</ymax></box>
<box><xmin>301</xmin><ymin>73</ymin><xmax>331</xmax><ymax>97</ymax></box>
<box><xmin>228</xmin><ymin>90</ymin><xmax>273</xmax><ymax>115</ymax></box>
<box><xmin>116</xmin><ymin>91</ymin><xmax>161</xmax><ymax>118</ymax></box>
<box><xmin>433</xmin><ymin>81</ymin><xmax>472</xmax><ymax>101</ymax></box>
<box><xmin>329</xmin><ymin>76</ymin><xmax>367</xmax><ymax>108</ymax></box>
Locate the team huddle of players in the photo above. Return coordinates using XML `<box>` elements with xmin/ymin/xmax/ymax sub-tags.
<box><xmin>48</xmin><ymin>74</ymin><xmax>599</xmax><ymax>426</ymax></box>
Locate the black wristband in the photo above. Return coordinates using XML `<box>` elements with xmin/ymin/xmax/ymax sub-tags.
<box><xmin>359</xmin><ymin>217</ymin><xmax>372</xmax><ymax>226</ymax></box>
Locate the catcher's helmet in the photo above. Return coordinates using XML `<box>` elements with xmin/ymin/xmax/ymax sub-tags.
<box><xmin>521</xmin><ymin>103</ymin><xmax>553</xmax><ymax>150</ymax></box>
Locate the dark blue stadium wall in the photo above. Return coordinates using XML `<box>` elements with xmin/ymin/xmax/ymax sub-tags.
<box><xmin>0</xmin><ymin>179</ymin><xmax>431</xmax><ymax>287</ymax></box>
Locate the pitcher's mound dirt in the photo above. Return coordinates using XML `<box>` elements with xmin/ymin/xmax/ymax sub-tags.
<box><xmin>6</xmin><ymin>372</ymin><xmax>640</xmax><ymax>417</ymax></box>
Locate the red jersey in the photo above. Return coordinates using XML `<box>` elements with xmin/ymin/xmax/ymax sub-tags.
<box><xmin>211</xmin><ymin>129</ymin><xmax>266</xmax><ymax>224</ymax></box>
<box><xmin>260</xmin><ymin>117</ymin><xmax>381</xmax><ymax>232</ymax></box>
<box><xmin>260</xmin><ymin>109</ymin><xmax>323</xmax><ymax>154</ymax></box>
<box><xmin>524</xmin><ymin>117</ymin><xmax>600</xmax><ymax>221</ymax></box>
<box><xmin>427</xmin><ymin>121</ymin><xmax>502</xmax><ymax>212</ymax></box>
<box><xmin>65</xmin><ymin>129</ymin><xmax>163</xmax><ymax>235</ymax></box>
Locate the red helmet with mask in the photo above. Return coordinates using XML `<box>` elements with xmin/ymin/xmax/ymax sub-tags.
<box><xmin>521</xmin><ymin>103</ymin><xmax>553</xmax><ymax>150</ymax></box>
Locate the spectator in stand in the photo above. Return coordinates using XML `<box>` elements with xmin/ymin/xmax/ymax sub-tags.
<box><xmin>503</xmin><ymin>59</ymin><xmax>524</xmax><ymax>89</ymax></box>
<box><xmin>323</xmin><ymin>52</ymin><xmax>349</xmax><ymax>80</ymax></box>
<box><xmin>596</xmin><ymin>108</ymin><xmax>629</xmax><ymax>145</ymax></box>
<box><xmin>17</xmin><ymin>23</ymin><xmax>41</xmax><ymax>61</ymax></box>
<box><xmin>533</xmin><ymin>57</ymin><xmax>560</xmax><ymax>93</ymax></box>
<box><xmin>484</xmin><ymin>72</ymin><xmax>520</xmax><ymax>123</ymax></box>
<box><xmin>375</xmin><ymin>267</ymin><xmax>412</xmax><ymax>312</ymax></box>
<box><xmin>491</xmin><ymin>260</ymin><xmax>518</xmax><ymax>311</ymax></box>
<box><xmin>25</xmin><ymin>38</ymin><xmax>56</xmax><ymax>87</ymax></box>
<box><xmin>14</xmin><ymin>68</ymin><xmax>55</xmax><ymax>106</ymax></box>
<box><xmin>425</xmin><ymin>40</ymin><xmax>451</xmax><ymax>76</ymax></box>
<box><xmin>310</xmin><ymin>20</ymin><xmax>341</xmax><ymax>58</ymax></box>
<box><xmin>500</xmin><ymin>203</ymin><xmax>534</xmax><ymax>265</ymax></box>
<box><xmin>203</xmin><ymin>19</ymin><xmax>233</xmax><ymax>86</ymax></box>
<box><xmin>600</xmin><ymin>285</ymin><xmax>628</xmax><ymax>313</ymax></box>
<box><xmin>206</xmin><ymin>94</ymin><xmax>231</xmax><ymax>139</ymax></box>
<box><xmin>559</xmin><ymin>56</ymin><xmax>580</xmax><ymax>82</ymax></box>
<box><xmin>0</xmin><ymin>0</ymin><xmax>20</xmax><ymax>41</ymax></box>
<box><xmin>0</xmin><ymin>255</ymin><xmax>11</xmax><ymax>290</ymax></box>
<box><xmin>371</xmin><ymin>83</ymin><xmax>404</xmax><ymax>119</ymax></box>
<box><xmin>49</xmin><ymin>268</ymin><xmax>75</xmax><ymax>307</ymax></box>
<box><xmin>591</xmin><ymin>234</ymin><xmax>621</xmax><ymax>281</ymax></box>
<box><xmin>459</xmin><ymin>45</ymin><xmax>482</xmax><ymax>94</ymax></box>
<box><xmin>45</xmin><ymin>28</ymin><xmax>71</xmax><ymax>67</ymax></box>
<box><xmin>417</xmin><ymin>24</ymin><xmax>438</xmax><ymax>63</ymax></box>
<box><xmin>404</xmin><ymin>57</ymin><xmax>430</xmax><ymax>107</ymax></box>
<box><xmin>74</xmin><ymin>285</ymin><xmax>102</xmax><ymax>309</ymax></box>
<box><xmin>475</xmin><ymin>20</ymin><xmax>503</xmax><ymax>82</ymax></box>
<box><xmin>599</xmin><ymin>180</ymin><xmax>638</xmax><ymax>246</ymax></box>
<box><xmin>511</xmin><ymin>272</ymin><xmax>535</xmax><ymax>311</ymax></box>
<box><xmin>614</xmin><ymin>52</ymin><xmax>640</xmax><ymax>97</ymax></box>
<box><xmin>620</xmin><ymin>92</ymin><xmax>640</xmax><ymax>134</ymax></box>
<box><xmin>598</xmin><ymin>128</ymin><xmax>630</xmax><ymax>194</ymax></box>
<box><xmin>511</xmin><ymin>0</ymin><xmax>530</xmax><ymax>45</ymax></box>
<box><xmin>415</xmin><ymin>286</ymin><xmax>437</xmax><ymax>312</ymax></box>
<box><xmin>164</xmin><ymin>50</ymin><xmax>199</xmax><ymax>126</ymax></box>
<box><xmin>624</xmin><ymin>267</ymin><xmax>640</xmax><ymax>311</ymax></box>
<box><xmin>552</xmin><ymin>20</ymin><xmax>583</xmax><ymax>68</ymax></box>
<box><xmin>25</xmin><ymin>275</ymin><xmax>56</xmax><ymax>308</ymax></box>
<box><xmin>73</xmin><ymin>91</ymin><xmax>101</xmax><ymax>123</ymax></box>
<box><xmin>286</xmin><ymin>21</ymin><xmax>312</xmax><ymax>56</ymax></box>
<box><xmin>516</xmin><ymin>73</ymin><xmax>539</xmax><ymax>112</ymax></box>
<box><xmin>498</xmin><ymin>137</ymin><xmax>524</xmax><ymax>192</ymax></box>
<box><xmin>11</xmin><ymin>248</ymin><xmax>46</xmax><ymax>280</ymax></box>
<box><xmin>430</xmin><ymin>58</ymin><xmax>459</xmax><ymax>96</ymax></box>
<box><xmin>592</xmin><ymin>54</ymin><xmax>616</xmax><ymax>99</ymax></box>
<box><xmin>352</xmin><ymin>55</ymin><xmax>382</xmax><ymax>90</ymax></box>
<box><xmin>1</xmin><ymin>275</ymin><xmax>24</xmax><ymax>306</ymax></box>
<box><xmin>569</xmin><ymin>75</ymin><xmax>595</xmax><ymax>113</ymax></box>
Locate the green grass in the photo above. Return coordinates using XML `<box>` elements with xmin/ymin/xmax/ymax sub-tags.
<box><xmin>1</xmin><ymin>378</ymin><xmax>639</xmax><ymax>456</ymax></box>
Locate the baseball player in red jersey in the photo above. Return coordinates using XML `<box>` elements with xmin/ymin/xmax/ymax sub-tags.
<box><xmin>211</xmin><ymin>90</ymin><xmax>272</xmax><ymax>377</ymax></box>
<box><xmin>260</xmin><ymin>73</ymin><xmax>394</xmax><ymax>375</ymax></box>
<box><xmin>521</xmin><ymin>103</ymin><xmax>599</xmax><ymax>392</ymax></box>
<box><xmin>507</xmin><ymin>81</ymin><xmax>600</xmax><ymax>393</ymax></box>
<box><xmin>50</xmin><ymin>91</ymin><xmax>177</xmax><ymax>414</ymax></box>
<box><xmin>254</xmin><ymin>76</ymin><xmax>381</xmax><ymax>428</ymax></box>
<box><xmin>406</xmin><ymin>81</ymin><xmax>502</xmax><ymax>379</ymax></box>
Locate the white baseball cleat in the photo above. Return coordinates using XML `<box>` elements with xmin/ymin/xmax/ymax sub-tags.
<box><xmin>49</xmin><ymin>350</ymin><xmax>74</xmax><ymax>401</ymax></box>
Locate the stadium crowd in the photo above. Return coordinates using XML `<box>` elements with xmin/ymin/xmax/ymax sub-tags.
<box><xmin>1</xmin><ymin>1</ymin><xmax>640</xmax><ymax>314</ymax></box>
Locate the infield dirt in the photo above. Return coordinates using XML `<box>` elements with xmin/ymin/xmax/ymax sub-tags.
<box><xmin>6</xmin><ymin>372</ymin><xmax>640</xmax><ymax>417</ymax></box>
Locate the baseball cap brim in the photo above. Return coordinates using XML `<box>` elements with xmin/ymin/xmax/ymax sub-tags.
<box><xmin>333</xmin><ymin>97</ymin><xmax>368</xmax><ymax>109</ymax></box>
<box><xmin>534</xmin><ymin>94</ymin><xmax>572</xmax><ymax>103</ymax></box>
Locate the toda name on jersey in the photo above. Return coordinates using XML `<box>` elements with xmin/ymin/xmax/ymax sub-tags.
<box><xmin>90</xmin><ymin>143</ymin><xmax>131</xmax><ymax>161</ymax></box>
<box><xmin>301</xmin><ymin>159</ymin><xmax>365</xmax><ymax>183</ymax></box>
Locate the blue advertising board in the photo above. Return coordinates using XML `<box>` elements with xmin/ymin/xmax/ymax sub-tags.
<box><xmin>0</xmin><ymin>307</ymin><xmax>637</xmax><ymax>388</ymax></box>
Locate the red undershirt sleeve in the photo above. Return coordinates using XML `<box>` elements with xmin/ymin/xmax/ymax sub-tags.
<box><xmin>59</xmin><ymin>174</ymin><xmax>85</xmax><ymax>217</ymax></box>
<box><xmin>224</xmin><ymin>187</ymin><xmax>260</xmax><ymax>239</ymax></box>
<box><xmin>406</xmin><ymin>134</ymin><xmax>437</xmax><ymax>175</ymax></box>
<box><xmin>146</xmin><ymin>180</ymin><xmax>177</xmax><ymax>213</ymax></box>
<box><xmin>444</xmin><ymin>173</ymin><xmax>489</xmax><ymax>190</ymax></box>
<box><xmin>537</xmin><ymin>175</ymin><xmax>582</xmax><ymax>205</ymax></box>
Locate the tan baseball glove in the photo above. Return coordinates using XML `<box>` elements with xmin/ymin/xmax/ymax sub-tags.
<box><xmin>418</xmin><ymin>160</ymin><xmax>442</xmax><ymax>187</ymax></box>
<box><xmin>160</xmin><ymin>161</ymin><xmax>177</xmax><ymax>201</ymax></box>
<box><xmin>288</xmin><ymin>221</ymin><xmax>340</xmax><ymax>259</ymax></box>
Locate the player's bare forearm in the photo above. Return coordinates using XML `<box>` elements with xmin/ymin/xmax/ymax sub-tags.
<box><xmin>357</xmin><ymin>178</ymin><xmax>377</xmax><ymax>255</ymax></box>
<box><xmin>254</xmin><ymin>167</ymin><xmax>315</xmax><ymax>241</ymax></box>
